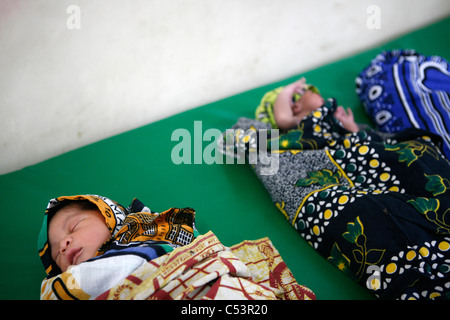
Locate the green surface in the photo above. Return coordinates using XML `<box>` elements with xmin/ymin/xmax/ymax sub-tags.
<box><xmin>1</xmin><ymin>17</ymin><xmax>449</xmax><ymax>300</ymax></box>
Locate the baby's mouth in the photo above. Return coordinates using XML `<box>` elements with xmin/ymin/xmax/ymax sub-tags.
<box><xmin>66</xmin><ymin>248</ymin><xmax>82</xmax><ymax>266</ymax></box>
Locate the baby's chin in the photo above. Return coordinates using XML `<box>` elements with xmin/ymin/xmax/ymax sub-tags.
<box><xmin>59</xmin><ymin>254</ymin><xmax>95</xmax><ymax>272</ymax></box>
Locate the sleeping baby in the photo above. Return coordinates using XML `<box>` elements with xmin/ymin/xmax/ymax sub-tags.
<box><xmin>46</xmin><ymin>200</ymin><xmax>112</xmax><ymax>273</ymax></box>
<box><xmin>255</xmin><ymin>77</ymin><xmax>360</xmax><ymax>132</ymax></box>
<box><xmin>37</xmin><ymin>194</ymin><xmax>316</xmax><ymax>300</ymax></box>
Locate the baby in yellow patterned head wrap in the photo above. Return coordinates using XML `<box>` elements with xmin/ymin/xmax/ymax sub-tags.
<box><xmin>38</xmin><ymin>195</ymin><xmax>196</xmax><ymax>278</ymax></box>
<box><xmin>256</xmin><ymin>77</ymin><xmax>359</xmax><ymax>132</ymax></box>
<box><xmin>37</xmin><ymin>195</ymin><xmax>316</xmax><ymax>301</ymax></box>
<box><xmin>46</xmin><ymin>200</ymin><xmax>111</xmax><ymax>273</ymax></box>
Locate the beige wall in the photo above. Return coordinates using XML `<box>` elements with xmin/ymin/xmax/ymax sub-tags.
<box><xmin>1</xmin><ymin>0</ymin><xmax>449</xmax><ymax>174</ymax></box>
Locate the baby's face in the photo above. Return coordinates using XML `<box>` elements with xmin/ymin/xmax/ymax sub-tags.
<box><xmin>48</xmin><ymin>205</ymin><xmax>111</xmax><ymax>272</ymax></box>
<box><xmin>292</xmin><ymin>90</ymin><xmax>324</xmax><ymax>115</ymax></box>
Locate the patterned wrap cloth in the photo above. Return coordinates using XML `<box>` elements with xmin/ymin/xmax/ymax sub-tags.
<box><xmin>356</xmin><ymin>50</ymin><xmax>450</xmax><ymax>159</ymax></box>
<box><xmin>222</xmin><ymin>96</ymin><xmax>450</xmax><ymax>300</ymax></box>
<box><xmin>37</xmin><ymin>195</ymin><xmax>315</xmax><ymax>300</ymax></box>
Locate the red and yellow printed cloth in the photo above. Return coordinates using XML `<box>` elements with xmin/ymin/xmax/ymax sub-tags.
<box><xmin>41</xmin><ymin>231</ymin><xmax>315</xmax><ymax>300</ymax></box>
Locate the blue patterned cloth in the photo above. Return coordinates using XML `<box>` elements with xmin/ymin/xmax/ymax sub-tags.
<box><xmin>356</xmin><ymin>50</ymin><xmax>450</xmax><ymax>159</ymax></box>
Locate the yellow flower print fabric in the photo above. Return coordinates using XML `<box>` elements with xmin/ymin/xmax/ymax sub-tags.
<box><xmin>225</xmin><ymin>98</ymin><xmax>450</xmax><ymax>299</ymax></box>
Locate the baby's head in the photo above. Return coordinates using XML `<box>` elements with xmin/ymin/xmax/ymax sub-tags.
<box><xmin>47</xmin><ymin>200</ymin><xmax>111</xmax><ymax>272</ymax></box>
<box><xmin>38</xmin><ymin>195</ymin><xmax>127</xmax><ymax>277</ymax></box>
<box><xmin>291</xmin><ymin>85</ymin><xmax>324</xmax><ymax>116</ymax></box>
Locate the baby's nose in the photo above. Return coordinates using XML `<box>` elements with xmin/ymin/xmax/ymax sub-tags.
<box><xmin>60</xmin><ymin>238</ymin><xmax>72</xmax><ymax>252</ymax></box>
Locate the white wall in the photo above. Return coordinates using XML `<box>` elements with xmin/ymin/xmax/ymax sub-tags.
<box><xmin>1</xmin><ymin>0</ymin><xmax>449</xmax><ymax>174</ymax></box>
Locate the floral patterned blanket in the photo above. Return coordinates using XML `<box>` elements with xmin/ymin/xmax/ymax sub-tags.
<box><xmin>222</xmin><ymin>99</ymin><xmax>450</xmax><ymax>300</ymax></box>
